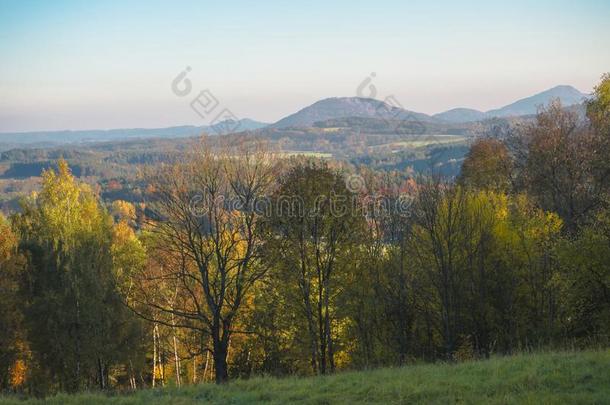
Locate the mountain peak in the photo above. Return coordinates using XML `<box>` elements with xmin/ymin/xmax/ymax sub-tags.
<box><xmin>485</xmin><ymin>85</ymin><xmax>587</xmax><ymax>118</ymax></box>
<box><xmin>271</xmin><ymin>97</ymin><xmax>433</xmax><ymax>128</ymax></box>
<box><xmin>434</xmin><ymin>85</ymin><xmax>588</xmax><ymax>123</ymax></box>
<box><xmin>433</xmin><ymin>108</ymin><xmax>486</xmax><ymax>123</ymax></box>
<box><xmin>547</xmin><ymin>84</ymin><xmax>582</xmax><ymax>92</ymax></box>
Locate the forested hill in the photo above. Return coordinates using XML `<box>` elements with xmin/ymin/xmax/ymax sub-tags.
<box><xmin>0</xmin><ymin>118</ymin><xmax>268</xmax><ymax>147</ymax></box>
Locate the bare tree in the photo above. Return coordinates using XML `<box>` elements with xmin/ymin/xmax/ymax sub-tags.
<box><xmin>131</xmin><ymin>141</ymin><xmax>276</xmax><ymax>383</ymax></box>
<box><xmin>509</xmin><ymin>100</ymin><xmax>606</xmax><ymax>232</ymax></box>
<box><xmin>409</xmin><ymin>177</ymin><xmax>471</xmax><ymax>358</ymax></box>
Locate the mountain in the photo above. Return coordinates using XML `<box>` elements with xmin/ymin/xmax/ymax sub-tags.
<box><xmin>0</xmin><ymin>85</ymin><xmax>589</xmax><ymax>147</ymax></box>
<box><xmin>433</xmin><ymin>108</ymin><xmax>487</xmax><ymax>123</ymax></box>
<box><xmin>274</xmin><ymin>86</ymin><xmax>588</xmax><ymax>128</ymax></box>
<box><xmin>486</xmin><ymin>85</ymin><xmax>587</xmax><ymax>117</ymax></box>
<box><xmin>208</xmin><ymin>118</ymin><xmax>268</xmax><ymax>134</ymax></box>
<box><xmin>434</xmin><ymin>85</ymin><xmax>588</xmax><ymax>123</ymax></box>
<box><xmin>0</xmin><ymin>119</ymin><xmax>269</xmax><ymax>146</ymax></box>
<box><xmin>270</xmin><ymin>97</ymin><xmax>435</xmax><ymax>128</ymax></box>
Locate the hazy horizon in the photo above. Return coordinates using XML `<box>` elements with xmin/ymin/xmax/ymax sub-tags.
<box><xmin>1</xmin><ymin>0</ymin><xmax>609</xmax><ymax>132</ymax></box>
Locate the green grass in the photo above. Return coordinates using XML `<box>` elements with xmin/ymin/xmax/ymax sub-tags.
<box><xmin>370</xmin><ymin>134</ymin><xmax>468</xmax><ymax>151</ymax></box>
<box><xmin>3</xmin><ymin>350</ymin><xmax>609</xmax><ymax>404</ymax></box>
<box><xmin>279</xmin><ymin>151</ymin><xmax>334</xmax><ymax>158</ymax></box>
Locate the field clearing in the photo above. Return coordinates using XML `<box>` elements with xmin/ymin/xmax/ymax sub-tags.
<box><xmin>3</xmin><ymin>350</ymin><xmax>608</xmax><ymax>404</ymax></box>
<box><xmin>278</xmin><ymin>151</ymin><xmax>333</xmax><ymax>158</ymax></box>
<box><xmin>369</xmin><ymin>134</ymin><xmax>468</xmax><ymax>151</ymax></box>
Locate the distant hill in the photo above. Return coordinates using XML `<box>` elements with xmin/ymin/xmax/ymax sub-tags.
<box><xmin>433</xmin><ymin>108</ymin><xmax>487</xmax><ymax>123</ymax></box>
<box><xmin>0</xmin><ymin>119</ymin><xmax>269</xmax><ymax>146</ymax></box>
<box><xmin>207</xmin><ymin>118</ymin><xmax>268</xmax><ymax>134</ymax></box>
<box><xmin>486</xmin><ymin>85</ymin><xmax>587</xmax><ymax>117</ymax></box>
<box><xmin>271</xmin><ymin>97</ymin><xmax>435</xmax><ymax>128</ymax></box>
<box><xmin>0</xmin><ymin>85</ymin><xmax>589</xmax><ymax>147</ymax></box>
<box><xmin>434</xmin><ymin>85</ymin><xmax>588</xmax><ymax>123</ymax></box>
<box><xmin>275</xmin><ymin>86</ymin><xmax>588</xmax><ymax>128</ymax></box>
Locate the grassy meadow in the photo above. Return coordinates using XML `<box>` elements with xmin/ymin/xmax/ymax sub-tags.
<box><xmin>2</xmin><ymin>350</ymin><xmax>608</xmax><ymax>405</ymax></box>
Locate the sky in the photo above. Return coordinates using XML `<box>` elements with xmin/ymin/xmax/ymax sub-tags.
<box><xmin>0</xmin><ymin>0</ymin><xmax>609</xmax><ymax>132</ymax></box>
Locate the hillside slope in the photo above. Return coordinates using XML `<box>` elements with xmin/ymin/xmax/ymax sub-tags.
<box><xmin>5</xmin><ymin>350</ymin><xmax>608</xmax><ymax>404</ymax></box>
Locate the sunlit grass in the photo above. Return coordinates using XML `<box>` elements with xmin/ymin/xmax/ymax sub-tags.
<box><xmin>369</xmin><ymin>134</ymin><xmax>468</xmax><ymax>152</ymax></box>
<box><xmin>279</xmin><ymin>151</ymin><xmax>334</xmax><ymax>158</ymax></box>
<box><xmin>2</xmin><ymin>350</ymin><xmax>608</xmax><ymax>404</ymax></box>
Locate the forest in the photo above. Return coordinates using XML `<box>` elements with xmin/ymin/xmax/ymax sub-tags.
<box><xmin>0</xmin><ymin>75</ymin><xmax>608</xmax><ymax>396</ymax></box>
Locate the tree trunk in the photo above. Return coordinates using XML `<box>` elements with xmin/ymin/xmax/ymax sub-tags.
<box><xmin>323</xmin><ymin>279</ymin><xmax>335</xmax><ymax>373</ymax></box>
<box><xmin>300</xmin><ymin>274</ymin><xmax>318</xmax><ymax>374</ymax></box>
<box><xmin>160</xmin><ymin>349</ymin><xmax>165</xmax><ymax>386</ymax></box>
<box><xmin>213</xmin><ymin>341</ymin><xmax>229</xmax><ymax>383</ymax></box>
<box><xmin>129</xmin><ymin>360</ymin><xmax>137</xmax><ymax>390</ymax></box>
<box><xmin>325</xmin><ymin>310</ymin><xmax>335</xmax><ymax>373</ymax></box>
<box><xmin>318</xmin><ymin>294</ymin><xmax>326</xmax><ymax>374</ymax></box>
<box><xmin>173</xmin><ymin>332</ymin><xmax>181</xmax><ymax>387</ymax></box>
<box><xmin>203</xmin><ymin>348</ymin><xmax>210</xmax><ymax>382</ymax></box>
<box><xmin>97</xmin><ymin>357</ymin><xmax>106</xmax><ymax>390</ymax></box>
<box><xmin>74</xmin><ymin>296</ymin><xmax>82</xmax><ymax>391</ymax></box>
<box><xmin>152</xmin><ymin>324</ymin><xmax>157</xmax><ymax>387</ymax></box>
<box><xmin>212</xmin><ymin>322</ymin><xmax>230</xmax><ymax>384</ymax></box>
<box><xmin>192</xmin><ymin>356</ymin><xmax>197</xmax><ymax>384</ymax></box>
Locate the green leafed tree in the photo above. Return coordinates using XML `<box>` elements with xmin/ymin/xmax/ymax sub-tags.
<box><xmin>14</xmin><ymin>160</ymin><xmax>142</xmax><ymax>393</ymax></box>
<box><xmin>0</xmin><ymin>214</ymin><xmax>27</xmax><ymax>390</ymax></box>
<box><xmin>264</xmin><ymin>161</ymin><xmax>366</xmax><ymax>374</ymax></box>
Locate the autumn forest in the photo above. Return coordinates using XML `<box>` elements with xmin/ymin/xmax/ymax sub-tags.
<box><xmin>0</xmin><ymin>75</ymin><xmax>609</xmax><ymax>397</ymax></box>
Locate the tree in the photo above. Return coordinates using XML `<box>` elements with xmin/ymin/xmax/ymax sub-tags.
<box><xmin>341</xmin><ymin>170</ymin><xmax>422</xmax><ymax>365</ymax></box>
<box><xmin>134</xmin><ymin>144</ymin><xmax>276</xmax><ymax>383</ymax></box>
<box><xmin>459</xmin><ymin>138</ymin><xmax>512</xmax><ymax>192</ymax></box>
<box><xmin>510</xmin><ymin>101</ymin><xmax>604</xmax><ymax>232</ymax></box>
<box><xmin>14</xmin><ymin>160</ymin><xmax>141</xmax><ymax>392</ymax></box>
<box><xmin>586</xmin><ymin>73</ymin><xmax>610</xmax><ymax>134</ymax></box>
<box><xmin>408</xmin><ymin>179</ymin><xmax>469</xmax><ymax>358</ymax></box>
<box><xmin>0</xmin><ymin>214</ymin><xmax>26</xmax><ymax>390</ymax></box>
<box><xmin>265</xmin><ymin>161</ymin><xmax>365</xmax><ymax>374</ymax></box>
<box><xmin>558</xmin><ymin>206</ymin><xmax>610</xmax><ymax>341</ymax></box>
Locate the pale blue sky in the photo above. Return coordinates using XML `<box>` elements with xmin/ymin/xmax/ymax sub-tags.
<box><xmin>1</xmin><ymin>0</ymin><xmax>609</xmax><ymax>131</ymax></box>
